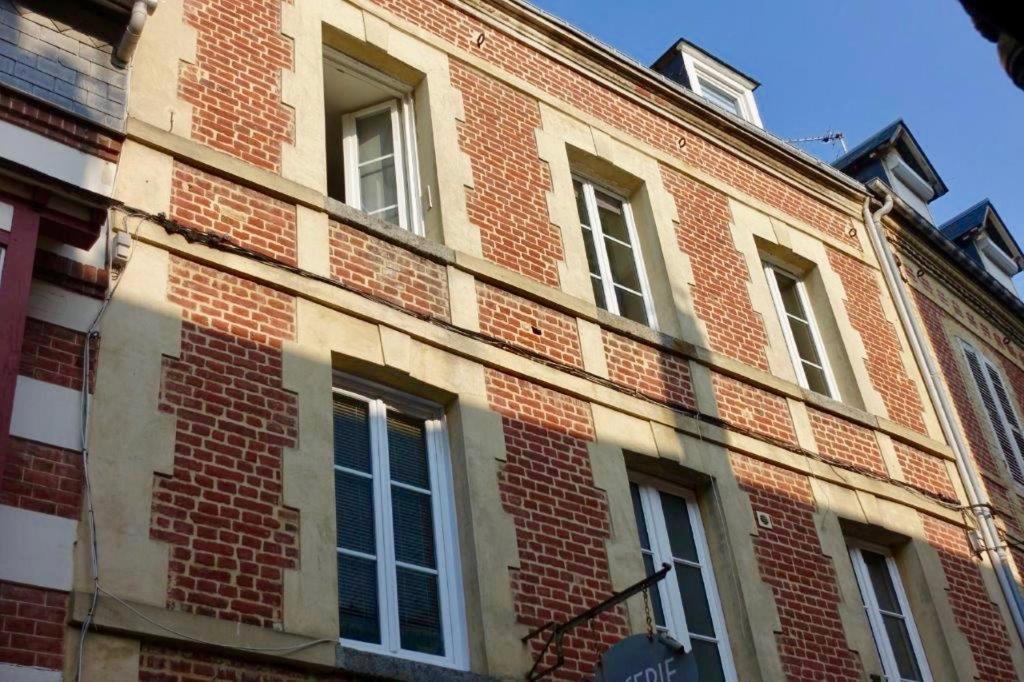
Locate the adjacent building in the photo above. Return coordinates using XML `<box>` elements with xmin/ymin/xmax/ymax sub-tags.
<box><xmin>1</xmin><ymin>1</ymin><xmax>1023</xmax><ymax>680</ymax></box>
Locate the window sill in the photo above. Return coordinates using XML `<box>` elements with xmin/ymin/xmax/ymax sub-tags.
<box><xmin>336</xmin><ymin>645</ymin><xmax>495</xmax><ymax>682</ymax></box>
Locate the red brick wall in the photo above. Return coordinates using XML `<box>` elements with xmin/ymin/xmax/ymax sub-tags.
<box><xmin>0</xmin><ymin>582</ymin><xmax>67</xmax><ymax>671</ymax></box>
<box><xmin>18</xmin><ymin>318</ymin><xmax>96</xmax><ymax>392</ymax></box>
<box><xmin>0</xmin><ymin>86</ymin><xmax>122</xmax><ymax>162</ymax></box>
<box><xmin>893</xmin><ymin>441</ymin><xmax>956</xmax><ymax>502</ymax></box>
<box><xmin>152</xmin><ymin>257</ymin><xmax>299</xmax><ymax>627</ymax></box>
<box><xmin>487</xmin><ymin>370</ymin><xmax>628</xmax><ymax>679</ymax></box>
<box><xmin>477</xmin><ymin>282</ymin><xmax>582</xmax><ymax>367</ymax></box>
<box><xmin>662</xmin><ymin>166</ymin><xmax>770</xmax><ymax>371</ymax></box>
<box><xmin>171</xmin><ymin>163</ymin><xmax>298</xmax><ymax>265</ymax></box>
<box><xmin>731</xmin><ymin>455</ymin><xmax>862</xmax><ymax>680</ymax></box>
<box><xmin>328</xmin><ymin>219</ymin><xmax>451</xmax><ymax>321</ymax></box>
<box><xmin>451</xmin><ymin>60</ymin><xmax>560</xmax><ymax>287</ymax></box>
<box><xmin>808</xmin><ymin>408</ymin><xmax>887</xmax><ymax>477</ymax></box>
<box><xmin>830</xmin><ymin>251</ymin><xmax>925</xmax><ymax>433</ymax></box>
<box><xmin>712</xmin><ymin>373</ymin><xmax>796</xmax><ymax>445</ymax></box>
<box><xmin>602</xmin><ymin>330</ymin><xmax>695</xmax><ymax>409</ymax></box>
<box><xmin>922</xmin><ymin>515</ymin><xmax>1017</xmax><ymax>681</ymax></box>
<box><xmin>367</xmin><ymin>0</ymin><xmax>854</xmax><ymax>245</ymax></box>
<box><xmin>179</xmin><ymin>0</ymin><xmax>293</xmax><ymax>172</ymax></box>
<box><xmin>0</xmin><ymin>437</ymin><xmax>83</xmax><ymax>519</ymax></box>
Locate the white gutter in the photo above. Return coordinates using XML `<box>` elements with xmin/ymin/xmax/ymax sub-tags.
<box><xmin>114</xmin><ymin>0</ymin><xmax>158</xmax><ymax>66</ymax></box>
<box><xmin>862</xmin><ymin>189</ymin><xmax>1024</xmax><ymax>647</ymax></box>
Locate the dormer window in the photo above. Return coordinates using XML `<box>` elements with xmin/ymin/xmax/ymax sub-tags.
<box><xmin>695</xmin><ymin>76</ymin><xmax>743</xmax><ymax>117</ymax></box>
<box><xmin>652</xmin><ymin>39</ymin><xmax>763</xmax><ymax>128</ymax></box>
<box><xmin>941</xmin><ymin>200</ymin><xmax>1024</xmax><ymax>297</ymax></box>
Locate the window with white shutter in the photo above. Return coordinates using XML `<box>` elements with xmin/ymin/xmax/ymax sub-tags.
<box><xmin>961</xmin><ymin>340</ymin><xmax>1024</xmax><ymax>487</ymax></box>
<box><xmin>332</xmin><ymin>376</ymin><xmax>467</xmax><ymax>668</ymax></box>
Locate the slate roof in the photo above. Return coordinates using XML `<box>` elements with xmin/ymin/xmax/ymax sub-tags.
<box><xmin>833</xmin><ymin>119</ymin><xmax>948</xmax><ymax>199</ymax></box>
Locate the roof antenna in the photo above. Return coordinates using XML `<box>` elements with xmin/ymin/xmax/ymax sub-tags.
<box><xmin>788</xmin><ymin>130</ymin><xmax>848</xmax><ymax>159</ymax></box>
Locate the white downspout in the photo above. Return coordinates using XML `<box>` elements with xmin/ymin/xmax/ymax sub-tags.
<box><xmin>862</xmin><ymin>189</ymin><xmax>1024</xmax><ymax>647</ymax></box>
<box><xmin>114</xmin><ymin>0</ymin><xmax>158</xmax><ymax>67</ymax></box>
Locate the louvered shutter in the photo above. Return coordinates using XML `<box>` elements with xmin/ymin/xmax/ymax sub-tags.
<box><xmin>986</xmin><ymin>363</ymin><xmax>1024</xmax><ymax>485</ymax></box>
<box><xmin>963</xmin><ymin>343</ymin><xmax>1024</xmax><ymax>486</ymax></box>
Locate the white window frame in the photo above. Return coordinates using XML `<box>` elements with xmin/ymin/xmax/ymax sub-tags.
<box><xmin>960</xmin><ymin>339</ymin><xmax>1024</xmax><ymax>489</ymax></box>
<box><xmin>631</xmin><ymin>477</ymin><xmax>737</xmax><ymax>681</ymax></box>
<box><xmin>573</xmin><ymin>175</ymin><xmax>659</xmax><ymax>329</ymax></box>
<box><xmin>681</xmin><ymin>52</ymin><xmax>762</xmax><ymax>127</ymax></box>
<box><xmin>763</xmin><ymin>261</ymin><xmax>841</xmax><ymax>400</ymax></box>
<box><xmin>332</xmin><ymin>374</ymin><xmax>468</xmax><ymax>669</ymax></box>
<box><xmin>848</xmin><ymin>542</ymin><xmax>932</xmax><ymax>682</ymax></box>
<box><xmin>331</xmin><ymin>49</ymin><xmax>424</xmax><ymax>236</ymax></box>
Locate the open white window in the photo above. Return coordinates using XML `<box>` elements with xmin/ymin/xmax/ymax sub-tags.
<box><xmin>630</xmin><ymin>481</ymin><xmax>736</xmax><ymax>681</ymax></box>
<box><xmin>573</xmin><ymin>176</ymin><xmax>658</xmax><ymax>328</ymax></box>
<box><xmin>332</xmin><ymin>376</ymin><xmax>467</xmax><ymax>668</ymax></box>
<box><xmin>961</xmin><ymin>340</ymin><xmax>1024</xmax><ymax>488</ymax></box>
<box><xmin>325</xmin><ymin>48</ymin><xmax>424</xmax><ymax>234</ymax></box>
<box><xmin>764</xmin><ymin>262</ymin><xmax>840</xmax><ymax>399</ymax></box>
<box><xmin>848</xmin><ymin>543</ymin><xmax>932</xmax><ymax>682</ymax></box>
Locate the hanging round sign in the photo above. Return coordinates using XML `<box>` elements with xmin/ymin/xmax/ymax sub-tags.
<box><xmin>594</xmin><ymin>633</ymin><xmax>696</xmax><ymax>682</ymax></box>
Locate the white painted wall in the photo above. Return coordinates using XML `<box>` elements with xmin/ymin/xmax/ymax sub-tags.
<box><xmin>27</xmin><ymin>281</ymin><xmax>103</xmax><ymax>333</ymax></box>
<box><xmin>9</xmin><ymin>377</ymin><xmax>84</xmax><ymax>451</ymax></box>
<box><xmin>0</xmin><ymin>505</ymin><xmax>76</xmax><ymax>591</ymax></box>
<box><xmin>0</xmin><ymin>119</ymin><xmax>116</xmax><ymax>196</ymax></box>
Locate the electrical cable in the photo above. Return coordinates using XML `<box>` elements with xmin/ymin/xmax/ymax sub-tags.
<box><xmin>71</xmin><ymin>202</ymin><xmax>974</xmax><ymax>673</ymax></box>
<box><xmin>115</xmin><ymin>204</ymin><xmax>966</xmax><ymax>514</ymax></box>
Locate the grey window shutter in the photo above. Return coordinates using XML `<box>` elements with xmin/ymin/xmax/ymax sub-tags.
<box><xmin>964</xmin><ymin>345</ymin><xmax>1024</xmax><ymax>485</ymax></box>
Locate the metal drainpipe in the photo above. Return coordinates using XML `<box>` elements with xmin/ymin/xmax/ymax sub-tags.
<box><xmin>114</xmin><ymin>0</ymin><xmax>158</xmax><ymax>67</ymax></box>
<box><xmin>862</xmin><ymin>189</ymin><xmax>1024</xmax><ymax>647</ymax></box>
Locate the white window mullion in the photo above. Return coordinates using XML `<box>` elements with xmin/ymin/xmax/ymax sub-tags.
<box><xmin>400</xmin><ymin>93</ymin><xmax>424</xmax><ymax>236</ymax></box>
<box><xmin>850</xmin><ymin>548</ymin><xmax>900</xmax><ymax>678</ymax></box>
<box><xmin>371</xmin><ymin>399</ymin><xmax>401</xmax><ymax>653</ymax></box>
<box><xmin>387</xmin><ymin>102</ymin><xmax>410</xmax><ymax>232</ymax></box>
<box><xmin>620</xmin><ymin>200</ymin><xmax>659</xmax><ymax>330</ymax></box>
<box><xmin>640</xmin><ymin>487</ymin><xmax>690</xmax><ymax>649</ymax></box>
<box><xmin>765</xmin><ymin>264</ymin><xmax>810</xmax><ymax>388</ymax></box>
<box><xmin>582</xmin><ymin>181</ymin><xmax>619</xmax><ymax>316</ymax></box>
<box><xmin>427</xmin><ymin>418</ymin><xmax>468</xmax><ymax>669</ymax></box>
<box><xmin>684</xmin><ymin>495</ymin><xmax>738</xmax><ymax>682</ymax></box>
<box><xmin>793</xmin><ymin>276</ymin><xmax>840</xmax><ymax>400</ymax></box>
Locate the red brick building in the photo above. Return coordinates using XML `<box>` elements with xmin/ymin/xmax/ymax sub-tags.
<box><xmin>1</xmin><ymin>1</ymin><xmax>1023</xmax><ymax>681</ymax></box>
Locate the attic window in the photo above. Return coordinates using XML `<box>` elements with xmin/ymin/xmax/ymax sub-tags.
<box><xmin>695</xmin><ymin>76</ymin><xmax>743</xmax><ymax>117</ymax></box>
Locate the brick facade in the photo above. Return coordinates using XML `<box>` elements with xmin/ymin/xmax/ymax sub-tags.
<box><xmin>808</xmin><ymin>408</ymin><xmax>887</xmax><ymax>477</ymax></box>
<box><xmin>923</xmin><ymin>515</ymin><xmax>1018</xmax><ymax>680</ymax></box>
<box><xmin>152</xmin><ymin>258</ymin><xmax>299</xmax><ymax>627</ymax></box>
<box><xmin>712</xmin><ymin>372</ymin><xmax>797</xmax><ymax>445</ymax></box>
<box><xmin>477</xmin><ymin>282</ymin><xmax>582</xmax><ymax>367</ymax></box>
<box><xmin>602</xmin><ymin>330</ymin><xmax>695</xmax><ymax>409</ymax></box>
<box><xmin>663</xmin><ymin>166</ymin><xmax>770</xmax><ymax>371</ymax></box>
<box><xmin>20</xmin><ymin>0</ymin><xmax>1019</xmax><ymax>679</ymax></box>
<box><xmin>731</xmin><ymin>456</ymin><xmax>862</xmax><ymax>680</ymax></box>
<box><xmin>180</xmin><ymin>0</ymin><xmax>294</xmax><ymax>172</ymax></box>
<box><xmin>829</xmin><ymin>251</ymin><xmax>926</xmax><ymax>433</ymax></box>
<box><xmin>487</xmin><ymin>370</ymin><xmax>629</xmax><ymax>679</ymax></box>
<box><xmin>0</xmin><ymin>437</ymin><xmax>83</xmax><ymax>519</ymax></box>
<box><xmin>328</xmin><ymin>219</ymin><xmax>451</xmax><ymax>321</ymax></box>
<box><xmin>368</xmin><ymin>0</ymin><xmax>855</xmax><ymax>246</ymax></box>
<box><xmin>171</xmin><ymin>162</ymin><xmax>298</xmax><ymax>266</ymax></box>
<box><xmin>18</xmin><ymin>318</ymin><xmax>96</xmax><ymax>392</ymax></box>
<box><xmin>0</xmin><ymin>582</ymin><xmax>67</xmax><ymax>671</ymax></box>
<box><xmin>451</xmin><ymin>60</ymin><xmax>560</xmax><ymax>287</ymax></box>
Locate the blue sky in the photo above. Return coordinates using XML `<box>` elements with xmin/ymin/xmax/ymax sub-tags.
<box><xmin>531</xmin><ymin>0</ymin><xmax>1024</xmax><ymax>251</ymax></box>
